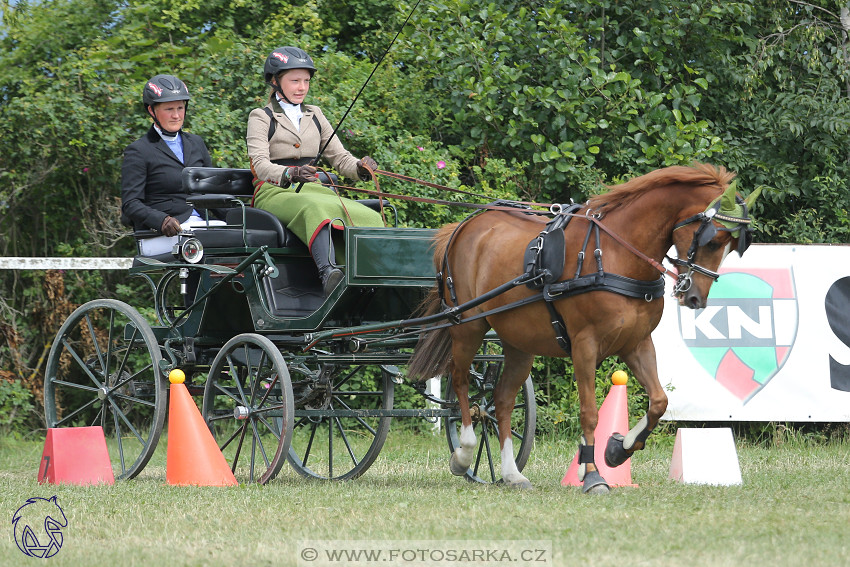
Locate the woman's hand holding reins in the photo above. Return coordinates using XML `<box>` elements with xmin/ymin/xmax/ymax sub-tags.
<box><xmin>285</xmin><ymin>165</ymin><xmax>318</xmax><ymax>185</ymax></box>
<box><xmin>357</xmin><ymin>156</ymin><xmax>378</xmax><ymax>181</ymax></box>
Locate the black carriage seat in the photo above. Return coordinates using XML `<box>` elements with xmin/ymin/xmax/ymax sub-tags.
<box><xmin>182</xmin><ymin>167</ymin><xmax>303</xmax><ymax>250</ymax></box>
<box><xmin>128</xmin><ymin>168</ymin><xmax>288</xmax><ymax>267</ymax></box>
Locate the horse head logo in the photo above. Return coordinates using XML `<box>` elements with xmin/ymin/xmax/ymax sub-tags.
<box><xmin>12</xmin><ymin>496</ymin><xmax>68</xmax><ymax>558</ymax></box>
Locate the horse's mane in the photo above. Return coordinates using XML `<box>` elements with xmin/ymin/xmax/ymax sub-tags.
<box><xmin>587</xmin><ymin>162</ymin><xmax>736</xmax><ymax>213</ymax></box>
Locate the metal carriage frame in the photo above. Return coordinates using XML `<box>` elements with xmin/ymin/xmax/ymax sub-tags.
<box><xmin>43</xmin><ymin>167</ymin><xmax>536</xmax><ymax>485</ymax></box>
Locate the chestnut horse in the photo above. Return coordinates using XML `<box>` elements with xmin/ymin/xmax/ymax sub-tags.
<box><xmin>408</xmin><ymin>163</ymin><xmax>758</xmax><ymax>493</ymax></box>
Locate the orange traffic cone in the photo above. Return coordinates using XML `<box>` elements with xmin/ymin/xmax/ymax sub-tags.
<box><xmin>562</xmin><ymin>370</ymin><xmax>638</xmax><ymax>488</ymax></box>
<box><xmin>166</xmin><ymin>370</ymin><xmax>237</xmax><ymax>486</ymax></box>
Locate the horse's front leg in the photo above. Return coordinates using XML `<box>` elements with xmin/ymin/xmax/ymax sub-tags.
<box><xmin>605</xmin><ymin>337</ymin><xmax>668</xmax><ymax>468</ymax></box>
<box><xmin>493</xmin><ymin>346</ymin><xmax>535</xmax><ymax>489</ymax></box>
<box><xmin>573</xmin><ymin>344</ymin><xmax>611</xmax><ymax>494</ymax></box>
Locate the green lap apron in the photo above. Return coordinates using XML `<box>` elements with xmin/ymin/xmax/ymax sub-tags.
<box><xmin>252</xmin><ymin>181</ymin><xmax>384</xmax><ymax>261</ymax></box>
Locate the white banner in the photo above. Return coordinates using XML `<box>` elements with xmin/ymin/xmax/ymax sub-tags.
<box><xmin>653</xmin><ymin>244</ymin><xmax>850</xmax><ymax>421</ymax></box>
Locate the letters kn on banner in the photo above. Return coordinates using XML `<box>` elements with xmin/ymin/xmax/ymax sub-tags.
<box><xmin>677</xmin><ymin>268</ymin><xmax>798</xmax><ymax>404</ymax></box>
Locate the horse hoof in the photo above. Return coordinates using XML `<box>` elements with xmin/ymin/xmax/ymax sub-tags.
<box><xmin>449</xmin><ymin>453</ymin><xmax>468</xmax><ymax>476</ymax></box>
<box><xmin>582</xmin><ymin>470</ymin><xmax>610</xmax><ymax>495</ymax></box>
<box><xmin>585</xmin><ymin>483</ymin><xmax>611</xmax><ymax>495</ymax></box>
<box><xmin>503</xmin><ymin>478</ymin><xmax>533</xmax><ymax>490</ymax></box>
<box><xmin>604</xmin><ymin>432</ymin><xmax>630</xmax><ymax>468</ymax></box>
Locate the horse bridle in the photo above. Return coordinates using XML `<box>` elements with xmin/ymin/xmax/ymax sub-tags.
<box><xmin>667</xmin><ymin>196</ymin><xmax>753</xmax><ymax>295</ymax></box>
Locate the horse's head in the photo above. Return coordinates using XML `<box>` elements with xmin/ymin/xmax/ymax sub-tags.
<box><xmin>669</xmin><ymin>181</ymin><xmax>760</xmax><ymax>309</ymax></box>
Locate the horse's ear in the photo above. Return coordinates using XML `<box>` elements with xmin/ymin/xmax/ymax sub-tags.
<box><xmin>719</xmin><ymin>180</ymin><xmax>738</xmax><ymax>212</ymax></box>
<box><xmin>744</xmin><ymin>185</ymin><xmax>763</xmax><ymax>210</ymax></box>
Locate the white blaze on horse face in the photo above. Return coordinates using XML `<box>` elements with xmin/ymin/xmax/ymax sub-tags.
<box><xmin>454</xmin><ymin>423</ymin><xmax>477</xmax><ymax>469</ymax></box>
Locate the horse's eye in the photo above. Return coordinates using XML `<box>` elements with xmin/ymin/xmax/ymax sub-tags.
<box><xmin>704</xmin><ymin>240</ymin><xmax>722</xmax><ymax>252</ymax></box>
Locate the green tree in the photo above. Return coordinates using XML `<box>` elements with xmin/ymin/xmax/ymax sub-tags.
<box><xmin>400</xmin><ymin>0</ymin><xmax>850</xmax><ymax>240</ymax></box>
<box><xmin>697</xmin><ymin>0</ymin><xmax>850</xmax><ymax>243</ymax></box>
<box><xmin>400</xmin><ymin>0</ymin><xmax>726</xmax><ymax>203</ymax></box>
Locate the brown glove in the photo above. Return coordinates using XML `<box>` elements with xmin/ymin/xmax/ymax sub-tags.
<box><xmin>160</xmin><ymin>215</ymin><xmax>181</xmax><ymax>237</ymax></box>
<box><xmin>285</xmin><ymin>165</ymin><xmax>318</xmax><ymax>185</ymax></box>
<box><xmin>357</xmin><ymin>156</ymin><xmax>378</xmax><ymax>181</ymax></box>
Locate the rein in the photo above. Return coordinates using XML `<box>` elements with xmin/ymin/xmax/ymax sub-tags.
<box><xmin>334</xmin><ymin>166</ymin><xmax>750</xmax><ymax>303</ymax></box>
<box><xmin>328</xmin><ymin>165</ymin><xmax>554</xmax><ymax>212</ymax></box>
<box><xmin>334</xmin><ymin>169</ymin><xmax>683</xmax><ymax>280</ymax></box>
<box><xmin>584</xmin><ymin>214</ymin><xmax>679</xmax><ymax>281</ymax></box>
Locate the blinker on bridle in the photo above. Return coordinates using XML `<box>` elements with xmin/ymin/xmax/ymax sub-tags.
<box><xmin>667</xmin><ymin>182</ymin><xmax>754</xmax><ymax>296</ymax></box>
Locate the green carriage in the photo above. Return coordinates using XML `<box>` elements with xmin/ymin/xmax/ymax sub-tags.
<box><xmin>43</xmin><ymin>167</ymin><xmax>536</xmax><ymax>484</ymax></box>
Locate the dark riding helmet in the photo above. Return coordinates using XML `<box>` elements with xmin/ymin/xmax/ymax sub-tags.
<box><xmin>143</xmin><ymin>74</ymin><xmax>190</xmax><ymax>108</ymax></box>
<box><xmin>263</xmin><ymin>46</ymin><xmax>316</xmax><ymax>84</ymax></box>
<box><xmin>143</xmin><ymin>75</ymin><xmax>190</xmax><ymax>136</ymax></box>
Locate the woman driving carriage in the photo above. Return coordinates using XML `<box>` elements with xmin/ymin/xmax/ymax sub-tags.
<box><xmin>121</xmin><ymin>74</ymin><xmax>225</xmax><ymax>256</ymax></box>
<box><xmin>247</xmin><ymin>46</ymin><xmax>384</xmax><ymax>295</ymax></box>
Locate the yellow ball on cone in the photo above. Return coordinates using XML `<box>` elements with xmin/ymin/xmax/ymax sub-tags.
<box><xmin>611</xmin><ymin>370</ymin><xmax>628</xmax><ymax>385</ymax></box>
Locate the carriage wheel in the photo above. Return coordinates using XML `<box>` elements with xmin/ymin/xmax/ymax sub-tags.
<box><xmin>286</xmin><ymin>361</ymin><xmax>394</xmax><ymax>481</ymax></box>
<box><xmin>201</xmin><ymin>333</ymin><xmax>294</xmax><ymax>485</ymax></box>
<box><xmin>43</xmin><ymin>299</ymin><xmax>167</xmax><ymax>480</ymax></box>
<box><xmin>443</xmin><ymin>363</ymin><xmax>536</xmax><ymax>484</ymax></box>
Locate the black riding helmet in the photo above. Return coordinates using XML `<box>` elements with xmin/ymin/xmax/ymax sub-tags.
<box><xmin>143</xmin><ymin>74</ymin><xmax>190</xmax><ymax>135</ymax></box>
<box><xmin>264</xmin><ymin>47</ymin><xmax>316</xmax><ymax>104</ymax></box>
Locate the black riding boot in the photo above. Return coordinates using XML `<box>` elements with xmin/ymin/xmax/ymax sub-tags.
<box><xmin>311</xmin><ymin>225</ymin><xmax>344</xmax><ymax>295</ymax></box>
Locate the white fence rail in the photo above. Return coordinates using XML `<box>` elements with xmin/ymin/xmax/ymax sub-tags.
<box><xmin>0</xmin><ymin>257</ymin><xmax>132</xmax><ymax>270</ymax></box>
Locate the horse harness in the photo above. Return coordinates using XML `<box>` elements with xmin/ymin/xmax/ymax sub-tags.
<box><xmin>437</xmin><ymin>202</ymin><xmax>666</xmax><ymax>355</ymax></box>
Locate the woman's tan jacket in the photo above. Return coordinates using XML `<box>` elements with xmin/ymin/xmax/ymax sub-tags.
<box><xmin>246</xmin><ymin>102</ymin><xmax>361</xmax><ymax>185</ymax></box>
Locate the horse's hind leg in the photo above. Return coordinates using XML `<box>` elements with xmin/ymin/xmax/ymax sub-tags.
<box><xmin>448</xmin><ymin>324</ymin><xmax>489</xmax><ymax>476</ymax></box>
<box><xmin>492</xmin><ymin>343</ymin><xmax>535</xmax><ymax>489</ymax></box>
<box><xmin>605</xmin><ymin>337</ymin><xmax>668</xmax><ymax>468</ymax></box>
<box><xmin>449</xmin><ymin>362</ymin><xmax>476</xmax><ymax>476</ymax></box>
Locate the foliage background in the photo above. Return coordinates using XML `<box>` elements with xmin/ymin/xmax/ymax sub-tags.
<box><xmin>1</xmin><ymin>0</ymin><xmax>849</xmax><ymax>434</ymax></box>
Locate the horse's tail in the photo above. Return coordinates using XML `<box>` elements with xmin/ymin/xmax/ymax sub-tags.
<box><xmin>407</xmin><ymin>223</ymin><xmax>458</xmax><ymax>382</ymax></box>
<box><xmin>407</xmin><ymin>288</ymin><xmax>453</xmax><ymax>382</ymax></box>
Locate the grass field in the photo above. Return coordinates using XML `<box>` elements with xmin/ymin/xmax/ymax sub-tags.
<box><xmin>1</xmin><ymin>428</ymin><xmax>848</xmax><ymax>567</ymax></box>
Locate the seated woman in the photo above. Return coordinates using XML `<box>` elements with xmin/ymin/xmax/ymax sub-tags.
<box><xmin>121</xmin><ymin>74</ymin><xmax>225</xmax><ymax>257</ymax></box>
<box><xmin>246</xmin><ymin>46</ymin><xmax>383</xmax><ymax>295</ymax></box>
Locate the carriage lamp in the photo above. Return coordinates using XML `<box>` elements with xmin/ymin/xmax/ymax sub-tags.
<box><xmin>173</xmin><ymin>235</ymin><xmax>204</xmax><ymax>264</ymax></box>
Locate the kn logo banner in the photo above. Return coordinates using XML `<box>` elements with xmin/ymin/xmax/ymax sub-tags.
<box><xmin>677</xmin><ymin>268</ymin><xmax>797</xmax><ymax>403</ymax></box>
<box><xmin>654</xmin><ymin>245</ymin><xmax>850</xmax><ymax>421</ymax></box>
